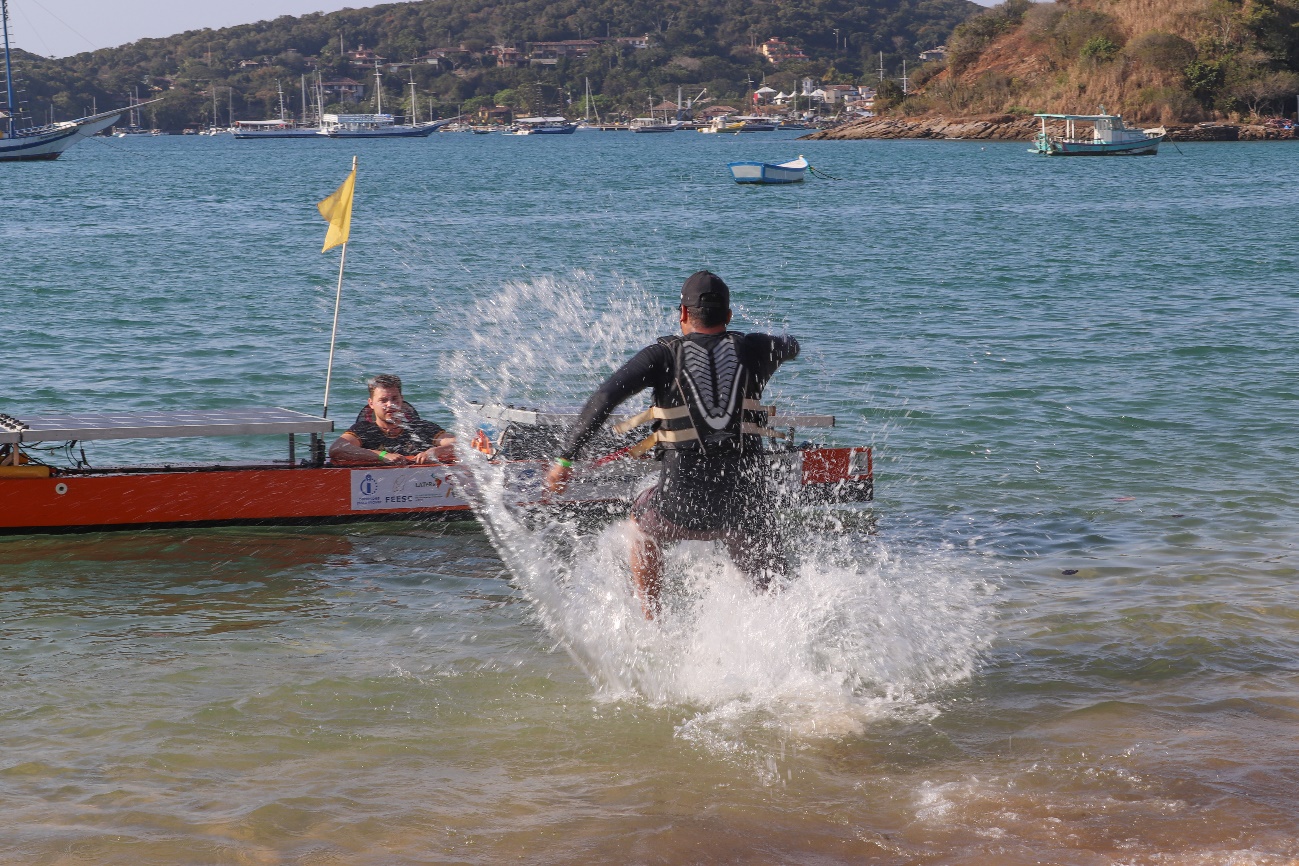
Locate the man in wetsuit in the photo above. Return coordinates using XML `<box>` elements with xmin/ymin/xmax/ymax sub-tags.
<box><xmin>544</xmin><ymin>271</ymin><xmax>799</xmax><ymax>617</ymax></box>
<box><xmin>328</xmin><ymin>374</ymin><xmax>455</xmax><ymax>465</ymax></box>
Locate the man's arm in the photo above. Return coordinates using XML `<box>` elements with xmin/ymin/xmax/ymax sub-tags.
<box><xmin>557</xmin><ymin>343</ymin><xmax>672</xmax><ymax>461</ymax></box>
<box><xmin>328</xmin><ymin>432</ymin><xmax>408</xmax><ymax>465</ymax></box>
<box><xmin>546</xmin><ymin>343</ymin><xmax>671</xmax><ymax>491</ymax></box>
<box><xmin>743</xmin><ymin>333</ymin><xmax>799</xmax><ymax>382</ymax></box>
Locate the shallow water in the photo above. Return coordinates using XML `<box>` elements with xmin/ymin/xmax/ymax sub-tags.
<box><xmin>2</xmin><ymin>132</ymin><xmax>1298</xmax><ymax>864</ymax></box>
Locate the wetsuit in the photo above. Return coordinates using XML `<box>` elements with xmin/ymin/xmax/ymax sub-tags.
<box><xmin>346</xmin><ymin>402</ymin><xmax>447</xmax><ymax>456</ymax></box>
<box><xmin>557</xmin><ymin>331</ymin><xmax>799</xmax><ymax>575</ymax></box>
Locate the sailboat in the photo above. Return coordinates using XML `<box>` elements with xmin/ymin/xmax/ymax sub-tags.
<box><xmin>319</xmin><ymin>62</ymin><xmax>455</xmax><ymax>138</ymax></box>
<box><xmin>234</xmin><ymin>79</ymin><xmax>322</xmax><ymax>138</ymax></box>
<box><xmin>630</xmin><ymin>97</ymin><xmax>680</xmax><ymax>132</ymax></box>
<box><xmin>0</xmin><ymin>0</ymin><xmax>140</xmax><ymax>160</ymax></box>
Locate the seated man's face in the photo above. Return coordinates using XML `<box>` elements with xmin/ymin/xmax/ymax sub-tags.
<box><xmin>368</xmin><ymin>386</ymin><xmax>406</xmax><ymax>426</ymax></box>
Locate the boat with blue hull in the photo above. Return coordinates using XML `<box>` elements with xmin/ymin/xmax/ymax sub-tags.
<box><xmin>728</xmin><ymin>155</ymin><xmax>809</xmax><ymax>184</ymax></box>
<box><xmin>509</xmin><ymin>116</ymin><xmax>578</xmax><ymax>135</ymax></box>
<box><xmin>1032</xmin><ymin>110</ymin><xmax>1165</xmax><ymax>155</ymax></box>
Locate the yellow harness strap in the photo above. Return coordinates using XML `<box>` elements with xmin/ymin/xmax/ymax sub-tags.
<box><xmin>612</xmin><ymin>404</ymin><xmax>690</xmax><ymax>435</ymax></box>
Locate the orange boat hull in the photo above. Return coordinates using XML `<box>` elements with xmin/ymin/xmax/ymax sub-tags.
<box><xmin>0</xmin><ymin>465</ymin><xmax>471</xmax><ymax>534</ymax></box>
<box><xmin>0</xmin><ymin>447</ymin><xmax>870</xmax><ymax>535</ymax></box>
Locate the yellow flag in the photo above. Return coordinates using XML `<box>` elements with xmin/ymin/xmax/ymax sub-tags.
<box><xmin>316</xmin><ymin>165</ymin><xmax>356</xmax><ymax>252</ymax></box>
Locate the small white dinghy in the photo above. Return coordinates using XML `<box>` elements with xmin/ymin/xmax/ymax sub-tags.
<box><xmin>728</xmin><ymin>155</ymin><xmax>809</xmax><ymax>184</ymax></box>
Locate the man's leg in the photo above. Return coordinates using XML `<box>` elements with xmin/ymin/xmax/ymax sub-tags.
<box><xmin>628</xmin><ymin>517</ymin><xmax>665</xmax><ymax>620</ymax></box>
<box><xmin>723</xmin><ymin>518</ymin><xmax>790</xmax><ymax>593</ymax></box>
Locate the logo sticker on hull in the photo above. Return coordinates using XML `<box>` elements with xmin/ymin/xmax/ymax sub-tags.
<box><xmin>349</xmin><ymin>467</ymin><xmax>466</xmax><ymax>511</ymax></box>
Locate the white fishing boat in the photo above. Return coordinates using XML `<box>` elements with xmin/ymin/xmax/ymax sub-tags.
<box><xmin>728</xmin><ymin>155</ymin><xmax>809</xmax><ymax>184</ymax></box>
<box><xmin>1032</xmin><ymin>109</ymin><xmax>1165</xmax><ymax>156</ymax></box>
<box><xmin>319</xmin><ymin>65</ymin><xmax>455</xmax><ymax>138</ymax></box>
<box><xmin>320</xmin><ymin>113</ymin><xmax>452</xmax><ymax>138</ymax></box>
<box><xmin>630</xmin><ymin>116</ymin><xmax>681</xmax><ymax>133</ymax></box>
<box><xmin>234</xmin><ymin>79</ymin><xmax>322</xmax><ymax>139</ymax></box>
<box><xmin>0</xmin><ymin>1</ymin><xmax>137</xmax><ymax>161</ymax></box>
<box><xmin>509</xmin><ymin>116</ymin><xmax>577</xmax><ymax>135</ymax></box>
<box><xmin>234</xmin><ymin>119</ymin><xmax>322</xmax><ymax>139</ymax></box>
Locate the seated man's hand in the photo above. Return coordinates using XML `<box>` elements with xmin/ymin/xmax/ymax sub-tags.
<box><xmin>411</xmin><ymin>441</ymin><xmax>456</xmax><ymax>464</ymax></box>
<box><xmin>381</xmin><ymin>451</ymin><xmax>409</xmax><ymax>465</ymax></box>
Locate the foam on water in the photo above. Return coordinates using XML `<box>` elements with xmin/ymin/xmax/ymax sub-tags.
<box><xmin>440</xmin><ymin>273</ymin><xmax>996</xmax><ymax>738</ymax></box>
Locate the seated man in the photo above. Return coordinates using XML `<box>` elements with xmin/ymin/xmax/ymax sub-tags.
<box><xmin>328</xmin><ymin>374</ymin><xmax>455</xmax><ymax>465</ymax></box>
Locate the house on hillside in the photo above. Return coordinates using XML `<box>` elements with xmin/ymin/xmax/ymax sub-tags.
<box><xmin>238</xmin><ymin>59</ymin><xmax>263</xmax><ymax>69</ymax></box>
<box><xmin>417</xmin><ymin>47</ymin><xmax>471</xmax><ymax>69</ymax></box>
<box><xmin>320</xmin><ymin>78</ymin><xmax>366</xmax><ymax>103</ymax></box>
<box><xmin>760</xmin><ymin>38</ymin><xmax>809</xmax><ymax>66</ymax></box>
<box><xmin>820</xmin><ymin>84</ymin><xmax>858</xmax><ymax>104</ymax></box>
<box><xmin>347</xmin><ymin>46</ymin><xmax>386</xmax><ymax>67</ymax></box>
<box><xmin>919</xmin><ymin>45</ymin><xmax>948</xmax><ymax>62</ymax></box>
<box><xmin>610</xmin><ymin>34</ymin><xmax>651</xmax><ymax>50</ymax></box>
<box><xmin>489</xmin><ymin>45</ymin><xmax>528</xmax><ymax>68</ymax></box>
<box><xmin>477</xmin><ymin>105</ymin><xmax>513</xmax><ymax>124</ymax></box>
<box><xmin>528</xmin><ymin>39</ymin><xmax>600</xmax><ymax>65</ymax></box>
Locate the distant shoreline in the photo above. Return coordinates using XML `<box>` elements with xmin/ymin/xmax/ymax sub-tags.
<box><xmin>802</xmin><ymin>115</ymin><xmax>1299</xmax><ymax>142</ymax></box>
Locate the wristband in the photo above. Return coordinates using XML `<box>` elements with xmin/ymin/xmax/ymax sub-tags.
<box><xmin>377</xmin><ymin>450</ymin><xmax>389</xmax><ymax>459</ymax></box>
<box><xmin>552</xmin><ymin>456</ymin><xmax>573</xmax><ymax>468</ymax></box>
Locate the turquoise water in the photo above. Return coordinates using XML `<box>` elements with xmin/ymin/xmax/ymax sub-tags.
<box><xmin>3</xmin><ymin>132</ymin><xmax>1299</xmax><ymax>863</ymax></box>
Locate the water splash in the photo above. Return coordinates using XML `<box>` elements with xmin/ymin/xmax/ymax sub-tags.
<box><xmin>440</xmin><ymin>272</ymin><xmax>996</xmax><ymax>738</ymax></box>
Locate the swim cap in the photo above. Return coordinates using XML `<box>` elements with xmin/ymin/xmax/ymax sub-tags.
<box><xmin>680</xmin><ymin>271</ymin><xmax>730</xmax><ymax>309</ymax></box>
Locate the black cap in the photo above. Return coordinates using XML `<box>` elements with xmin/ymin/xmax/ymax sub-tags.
<box><xmin>680</xmin><ymin>271</ymin><xmax>730</xmax><ymax>310</ymax></box>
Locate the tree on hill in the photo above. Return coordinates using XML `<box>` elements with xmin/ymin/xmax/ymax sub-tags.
<box><xmin>5</xmin><ymin>0</ymin><xmax>978</xmax><ymax>129</ymax></box>
<box><xmin>893</xmin><ymin>0</ymin><xmax>1299</xmax><ymax>123</ymax></box>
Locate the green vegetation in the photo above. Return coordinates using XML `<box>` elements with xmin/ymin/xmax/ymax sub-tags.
<box><xmin>6</xmin><ymin>0</ymin><xmax>978</xmax><ymax>129</ymax></box>
<box><xmin>895</xmin><ymin>0</ymin><xmax>1299</xmax><ymax>123</ymax></box>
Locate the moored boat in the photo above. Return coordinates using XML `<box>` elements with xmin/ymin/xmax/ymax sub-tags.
<box><xmin>509</xmin><ymin>116</ymin><xmax>578</xmax><ymax>134</ymax></box>
<box><xmin>234</xmin><ymin>119</ymin><xmax>323</xmax><ymax>139</ymax></box>
<box><xmin>0</xmin><ymin>402</ymin><xmax>871</xmax><ymax>535</ymax></box>
<box><xmin>728</xmin><ymin>155</ymin><xmax>809</xmax><ymax>184</ymax></box>
<box><xmin>1</xmin><ymin>0</ymin><xmax>135</xmax><ymax>161</ymax></box>
<box><xmin>320</xmin><ymin>113</ymin><xmax>447</xmax><ymax>138</ymax></box>
<box><xmin>1032</xmin><ymin>110</ymin><xmax>1165</xmax><ymax>155</ymax></box>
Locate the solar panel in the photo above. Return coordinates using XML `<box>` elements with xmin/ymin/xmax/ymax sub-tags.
<box><xmin>0</xmin><ymin>407</ymin><xmax>334</xmax><ymax>444</ymax></box>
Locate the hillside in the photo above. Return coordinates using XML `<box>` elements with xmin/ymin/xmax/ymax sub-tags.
<box><xmin>881</xmin><ymin>0</ymin><xmax>1299</xmax><ymax>124</ymax></box>
<box><xmin>6</xmin><ymin>0</ymin><xmax>977</xmax><ymax>130</ymax></box>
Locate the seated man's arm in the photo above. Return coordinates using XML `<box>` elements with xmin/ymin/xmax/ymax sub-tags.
<box><xmin>329</xmin><ymin>432</ymin><xmax>406</xmax><ymax>464</ymax></box>
<box><xmin>409</xmin><ymin>421</ymin><xmax>456</xmax><ymax>464</ymax></box>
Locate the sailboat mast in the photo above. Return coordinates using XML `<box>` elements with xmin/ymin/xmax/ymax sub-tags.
<box><xmin>584</xmin><ymin>77</ymin><xmax>591</xmax><ymax>122</ymax></box>
<box><xmin>300</xmin><ymin>74</ymin><xmax>307</xmax><ymax>124</ymax></box>
<box><xmin>373</xmin><ymin>62</ymin><xmax>382</xmax><ymax>114</ymax></box>
<box><xmin>408</xmin><ymin>69</ymin><xmax>417</xmax><ymax>126</ymax></box>
<box><xmin>277</xmin><ymin>80</ymin><xmax>286</xmax><ymax>122</ymax></box>
<box><xmin>2</xmin><ymin>0</ymin><xmax>15</xmax><ymax>137</ymax></box>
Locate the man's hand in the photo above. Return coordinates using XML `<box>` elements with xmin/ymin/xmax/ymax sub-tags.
<box><xmin>412</xmin><ymin>442</ymin><xmax>457</xmax><ymax>464</ymax></box>
<box><xmin>544</xmin><ymin>461</ymin><xmax>573</xmax><ymax>494</ymax></box>
<box><xmin>379</xmin><ymin>451</ymin><xmax>409</xmax><ymax>465</ymax></box>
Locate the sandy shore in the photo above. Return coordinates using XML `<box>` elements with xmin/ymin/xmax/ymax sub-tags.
<box><xmin>803</xmin><ymin>114</ymin><xmax>1298</xmax><ymax>142</ymax></box>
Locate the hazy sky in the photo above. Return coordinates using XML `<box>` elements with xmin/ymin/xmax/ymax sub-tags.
<box><xmin>10</xmin><ymin>0</ymin><xmax>1001</xmax><ymax>60</ymax></box>
<box><xmin>7</xmin><ymin>1</ymin><xmax>375</xmax><ymax>58</ymax></box>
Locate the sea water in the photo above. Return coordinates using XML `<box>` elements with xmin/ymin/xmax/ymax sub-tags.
<box><xmin>2</xmin><ymin>132</ymin><xmax>1298</xmax><ymax>863</ymax></box>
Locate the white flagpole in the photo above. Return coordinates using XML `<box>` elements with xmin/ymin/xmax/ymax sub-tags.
<box><xmin>322</xmin><ymin>154</ymin><xmax>358</xmax><ymax>420</ymax></box>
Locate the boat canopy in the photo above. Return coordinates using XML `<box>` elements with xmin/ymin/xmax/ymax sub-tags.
<box><xmin>0</xmin><ymin>407</ymin><xmax>333</xmax><ymax>444</ymax></box>
<box><xmin>1034</xmin><ymin>113</ymin><xmax>1116</xmax><ymax>121</ymax></box>
<box><xmin>515</xmin><ymin>116</ymin><xmax>569</xmax><ymax>123</ymax></box>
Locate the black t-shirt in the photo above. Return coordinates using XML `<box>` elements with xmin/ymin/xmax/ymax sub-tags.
<box><xmin>346</xmin><ymin>402</ymin><xmax>447</xmax><ymax>456</ymax></box>
<box><xmin>558</xmin><ymin>331</ymin><xmax>799</xmax><ymax>530</ymax></box>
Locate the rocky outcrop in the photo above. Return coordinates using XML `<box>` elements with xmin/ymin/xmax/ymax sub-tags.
<box><xmin>803</xmin><ymin>115</ymin><xmax>1038</xmax><ymax>141</ymax></box>
<box><xmin>803</xmin><ymin>115</ymin><xmax>1298</xmax><ymax>142</ymax></box>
